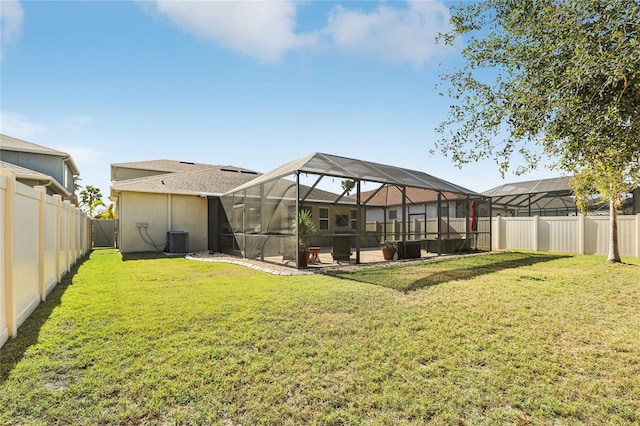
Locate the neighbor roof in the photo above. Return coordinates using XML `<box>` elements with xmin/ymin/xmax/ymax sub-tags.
<box><xmin>483</xmin><ymin>176</ymin><xmax>575</xmax><ymax>209</ymax></box>
<box><xmin>355</xmin><ymin>186</ymin><xmax>472</xmax><ymax>207</ymax></box>
<box><xmin>0</xmin><ymin>160</ymin><xmax>70</xmax><ymax>196</ymax></box>
<box><xmin>0</xmin><ymin>134</ymin><xmax>80</xmax><ymax>175</ymax></box>
<box><xmin>111</xmin><ymin>165</ymin><xmax>260</xmax><ymax>196</ymax></box>
<box><xmin>227</xmin><ymin>152</ymin><xmax>482</xmax><ymax>196</ymax></box>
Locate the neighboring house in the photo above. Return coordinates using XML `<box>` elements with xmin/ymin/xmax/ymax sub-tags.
<box><xmin>353</xmin><ymin>186</ymin><xmax>475</xmax><ymax>223</ymax></box>
<box><xmin>110</xmin><ymin>160</ymin><xmax>261</xmax><ymax>254</ymax></box>
<box><xmin>0</xmin><ymin>134</ymin><xmax>79</xmax><ymax>202</ymax></box>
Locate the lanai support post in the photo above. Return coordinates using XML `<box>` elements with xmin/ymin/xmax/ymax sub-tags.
<box><xmin>437</xmin><ymin>192</ymin><xmax>442</xmax><ymax>255</ymax></box>
<box><xmin>402</xmin><ymin>186</ymin><xmax>407</xmax><ymax>245</ymax></box>
<box><xmin>489</xmin><ymin>197</ymin><xmax>493</xmax><ymax>252</ymax></box>
<box><xmin>295</xmin><ymin>171</ymin><xmax>301</xmax><ymax>269</ymax></box>
<box><xmin>356</xmin><ymin>180</ymin><xmax>361</xmax><ymax>264</ymax></box>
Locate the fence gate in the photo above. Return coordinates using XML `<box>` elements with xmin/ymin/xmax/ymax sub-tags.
<box><xmin>92</xmin><ymin>219</ymin><xmax>118</xmax><ymax>248</ymax></box>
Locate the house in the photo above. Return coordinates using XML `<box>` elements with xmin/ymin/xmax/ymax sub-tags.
<box><xmin>353</xmin><ymin>186</ymin><xmax>481</xmax><ymax>222</ymax></box>
<box><xmin>0</xmin><ymin>134</ymin><xmax>79</xmax><ymax>202</ymax></box>
<box><xmin>110</xmin><ymin>160</ymin><xmax>261</xmax><ymax>254</ymax></box>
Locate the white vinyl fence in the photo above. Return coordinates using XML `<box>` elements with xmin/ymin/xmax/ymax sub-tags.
<box><xmin>365</xmin><ymin>214</ymin><xmax>640</xmax><ymax>258</ymax></box>
<box><xmin>493</xmin><ymin>214</ymin><xmax>640</xmax><ymax>257</ymax></box>
<box><xmin>1</xmin><ymin>170</ymin><xmax>91</xmax><ymax>349</ymax></box>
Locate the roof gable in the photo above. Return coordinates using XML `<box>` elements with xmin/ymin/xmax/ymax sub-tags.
<box><xmin>1</xmin><ymin>134</ymin><xmax>80</xmax><ymax>175</ymax></box>
<box><xmin>1</xmin><ymin>134</ymin><xmax>67</xmax><ymax>156</ymax></box>
<box><xmin>111</xmin><ymin>165</ymin><xmax>260</xmax><ymax>196</ymax></box>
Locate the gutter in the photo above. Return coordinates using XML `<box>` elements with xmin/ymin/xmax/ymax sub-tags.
<box><xmin>16</xmin><ymin>173</ymin><xmax>70</xmax><ymax>198</ymax></box>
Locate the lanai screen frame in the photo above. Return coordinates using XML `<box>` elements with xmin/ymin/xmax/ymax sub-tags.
<box><xmin>220</xmin><ymin>152</ymin><xmax>491</xmax><ymax>268</ymax></box>
<box><xmin>483</xmin><ymin>176</ymin><xmax>580</xmax><ymax>216</ymax></box>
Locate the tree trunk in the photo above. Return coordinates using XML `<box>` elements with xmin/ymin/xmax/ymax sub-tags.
<box><xmin>608</xmin><ymin>198</ymin><xmax>621</xmax><ymax>263</ymax></box>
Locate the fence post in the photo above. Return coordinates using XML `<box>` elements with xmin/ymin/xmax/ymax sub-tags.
<box><xmin>71</xmin><ymin>206</ymin><xmax>76</xmax><ymax>264</ymax></box>
<box><xmin>533</xmin><ymin>215</ymin><xmax>539</xmax><ymax>252</ymax></box>
<box><xmin>64</xmin><ymin>200</ymin><xmax>72</xmax><ymax>273</ymax></box>
<box><xmin>1</xmin><ymin>170</ymin><xmax>17</xmax><ymax>337</ymax></box>
<box><xmin>578</xmin><ymin>213</ymin><xmax>585</xmax><ymax>255</ymax></box>
<box><xmin>637</xmin><ymin>214</ymin><xmax>640</xmax><ymax>258</ymax></box>
<box><xmin>53</xmin><ymin>195</ymin><xmax>62</xmax><ymax>283</ymax></box>
<box><xmin>85</xmin><ymin>217</ymin><xmax>90</xmax><ymax>252</ymax></box>
<box><xmin>36</xmin><ymin>186</ymin><xmax>47</xmax><ymax>301</ymax></box>
<box><xmin>494</xmin><ymin>216</ymin><xmax>501</xmax><ymax>250</ymax></box>
<box><xmin>74</xmin><ymin>207</ymin><xmax>80</xmax><ymax>262</ymax></box>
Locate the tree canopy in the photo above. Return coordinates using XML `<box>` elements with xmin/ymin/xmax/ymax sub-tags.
<box><xmin>79</xmin><ymin>185</ymin><xmax>103</xmax><ymax>217</ymax></box>
<box><xmin>435</xmin><ymin>0</ymin><xmax>640</xmax><ymax>261</ymax></box>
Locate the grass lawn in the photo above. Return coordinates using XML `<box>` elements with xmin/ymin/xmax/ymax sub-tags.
<box><xmin>1</xmin><ymin>249</ymin><xmax>639</xmax><ymax>425</ymax></box>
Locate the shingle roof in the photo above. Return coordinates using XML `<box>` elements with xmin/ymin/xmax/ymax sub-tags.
<box><xmin>0</xmin><ymin>134</ymin><xmax>80</xmax><ymax>175</ymax></box>
<box><xmin>0</xmin><ymin>160</ymin><xmax>51</xmax><ymax>179</ymax></box>
<box><xmin>1</xmin><ymin>134</ymin><xmax>67</xmax><ymax>156</ymax></box>
<box><xmin>354</xmin><ymin>186</ymin><xmax>470</xmax><ymax>207</ymax></box>
<box><xmin>110</xmin><ymin>159</ymin><xmax>217</xmax><ymax>174</ymax></box>
<box><xmin>0</xmin><ymin>160</ymin><xmax>70</xmax><ymax>196</ymax></box>
<box><xmin>111</xmin><ymin>165</ymin><xmax>261</xmax><ymax>196</ymax></box>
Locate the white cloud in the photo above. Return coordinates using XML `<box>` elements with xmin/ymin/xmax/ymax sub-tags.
<box><xmin>152</xmin><ymin>0</ymin><xmax>314</xmax><ymax>63</ymax></box>
<box><xmin>0</xmin><ymin>0</ymin><xmax>24</xmax><ymax>59</ymax></box>
<box><xmin>147</xmin><ymin>0</ymin><xmax>454</xmax><ymax>66</ymax></box>
<box><xmin>0</xmin><ymin>110</ymin><xmax>46</xmax><ymax>138</ymax></box>
<box><xmin>323</xmin><ymin>1</ymin><xmax>454</xmax><ymax>67</ymax></box>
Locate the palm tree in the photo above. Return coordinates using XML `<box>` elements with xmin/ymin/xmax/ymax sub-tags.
<box><xmin>93</xmin><ymin>200</ymin><xmax>115</xmax><ymax>219</ymax></box>
<box><xmin>79</xmin><ymin>185</ymin><xmax>103</xmax><ymax>217</ymax></box>
<box><xmin>341</xmin><ymin>179</ymin><xmax>355</xmax><ymax>195</ymax></box>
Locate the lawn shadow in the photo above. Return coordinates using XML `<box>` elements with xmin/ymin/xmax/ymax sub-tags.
<box><xmin>121</xmin><ymin>251</ymin><xmax>186</xmax><ymax>261</ymax></box>
<box><xmin>0</xmin><ymin>253</ymin><xmax>89</xmax><ymax>384</ymax></box>
<box><xmin>327</xmin><ymin>252</ymin><xmax>570</xmax><ymax>293</ymax></box>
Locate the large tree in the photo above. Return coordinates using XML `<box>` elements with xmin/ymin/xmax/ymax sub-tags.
<box><xmin>435</xmin><ymin>0</ymin><xmax>640</xmax><ymax>262</ymax></box>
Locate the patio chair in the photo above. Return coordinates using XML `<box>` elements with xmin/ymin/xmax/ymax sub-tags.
<box><xmin>331</xmin><ymin>236</ymin><xmax>352</xmax><ymax>262</ymax></box>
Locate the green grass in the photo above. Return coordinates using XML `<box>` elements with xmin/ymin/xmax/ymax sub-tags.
<box><xmin>1</xmin><ymin>249</ymin><xmax>639</xmax><ymax>425</ymax></box>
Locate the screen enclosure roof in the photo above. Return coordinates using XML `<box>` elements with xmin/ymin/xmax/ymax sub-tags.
<box><xmin>226</xmin><ymin>152</ymin><xmax>482</xmax><ymax>197</ymax></box>
<box><xmin>482</xmin><ymin>176</ymin><xmax>575</xmax><ymax>209</ymax></box>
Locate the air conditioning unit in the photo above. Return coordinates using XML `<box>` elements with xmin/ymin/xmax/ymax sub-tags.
<box><xmin>166</xmin><ymin>231</ymin><xmax>189</xmax><ymax>253</ymax></box>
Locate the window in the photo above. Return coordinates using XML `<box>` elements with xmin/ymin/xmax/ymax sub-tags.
<box><xmin>336</xmin><ymin>214</ymin><xmax>349</xmax><ymax>227</ymax></box>
<box><xmin>440</xmin><ymin>205</ymin><xmax>449</xmax><ymax>218</ymax></box>
<box><xmin>319</xmin><ymin>207</ymin><xmax>329</xmax><ymax>231</ymax></box>
<box><xmin>63</xmin><ymin>164</ymin><xmax>69</xmax><ymax>188</ymax></box>
<box><xmin>388</xmin><ymin>209</ymin><xmax>397</xmax><ymax>220</ymax></box>
<box><xmin>350</xmin><ymin>209</ymin><xmax>357</xmax><ymax>230</ymax></box>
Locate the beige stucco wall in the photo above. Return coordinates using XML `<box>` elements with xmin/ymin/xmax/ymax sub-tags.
<box><xmin>117</xmin><ymin>191</ymin><xmax>208</xmax><ymax>253</ymax></box>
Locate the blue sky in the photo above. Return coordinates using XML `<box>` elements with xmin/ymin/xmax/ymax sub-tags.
<box><xmin>1</xmin><ymin>0</ymin><xmax>559</xmax><ymax>200</ymax></box>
